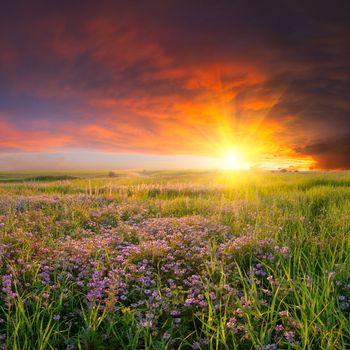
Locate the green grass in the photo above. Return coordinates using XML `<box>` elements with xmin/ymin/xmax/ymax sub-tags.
<box><xmin>0</xmin><ymin>170</ymin><xmax>350</xmax><ymax>349</ymax></box>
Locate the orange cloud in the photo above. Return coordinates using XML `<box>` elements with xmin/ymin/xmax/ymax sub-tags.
<box><xmin>0</xmin><ymin>118</ymin><xmax>73</xmax><ymax>151</ymax></box>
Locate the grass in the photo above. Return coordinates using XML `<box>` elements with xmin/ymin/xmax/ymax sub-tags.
<box><xmin>0</xmin><ymin>170</ymin><xmax>350</xmax><ymax>349</ymax></box>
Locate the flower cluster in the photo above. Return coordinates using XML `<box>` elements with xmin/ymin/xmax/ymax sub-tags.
<box><xmin>0</xmin><ymin>191</ymin><xmax>348</xmax><ymax>349</ymax></box>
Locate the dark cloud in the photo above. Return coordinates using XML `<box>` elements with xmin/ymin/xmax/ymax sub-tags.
<box><xmin>296</xmin><ymin>135</ymin><xmax>350</xmax><ymax>169</ymax></box>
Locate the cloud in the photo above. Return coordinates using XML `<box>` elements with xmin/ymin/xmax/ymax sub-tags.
<box><xmin>0</xmin><ymin>0</ymin><xmax>350</xmax><ymax>168</ymax></box>
<box><xmin>0</xmin><ymin>117</ymin><xmax>73</xmax><ymax>151</ymax></box>
<box><xmin>296</xmin><ymin>135</ymin><xmax>350</xmax><ymax>169</ymax></box>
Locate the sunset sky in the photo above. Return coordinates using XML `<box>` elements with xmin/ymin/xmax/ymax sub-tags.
<box><xmin>1</xmin><ymin>0</ymin><xmax>349</xmax><ymax>170</ymax></box>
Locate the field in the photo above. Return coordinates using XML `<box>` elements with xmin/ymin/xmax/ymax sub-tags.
<box><xmin>1</xmin><ymin>170</ymin><xmax>350</xmax><ymax>349</ymax></box>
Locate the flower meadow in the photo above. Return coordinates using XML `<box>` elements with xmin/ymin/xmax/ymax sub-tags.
<box><xmin>1</xmin><ymin>171</ymin><xmax>350</xmax><ymax>349</ymax></box>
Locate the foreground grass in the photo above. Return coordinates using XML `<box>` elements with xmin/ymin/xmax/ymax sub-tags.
<box><xmin>0</xmin><ymin>170</ymin><xmax>350</xmax><ymax>349</ymax></box>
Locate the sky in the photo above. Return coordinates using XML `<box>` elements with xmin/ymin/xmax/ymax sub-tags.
<box><xmin>0</xmin><ymin>0</ymin><xmax>349</xmax><ymax>171</ymax></box>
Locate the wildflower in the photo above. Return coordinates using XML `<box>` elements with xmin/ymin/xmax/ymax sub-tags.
<box><xmin>267</xmin><ymin>253</ymin><xmax>275</xmax><ymax>261</ymax></box>
<box><xmin>226</xmin><ymin>317</ymin><xmax>237</xmax><ymax>328</ymax></box>
<box><xmin>236</xmin><ymin>308</ymin><xmax>243</xmax><ymax>317</ymax></box>
<box><xmin>288</xmin><ymin>319</ymin><xmax>300</xmax><ymax>328</ymax></box>
<box><xmin>284</xmin><ymin>331</ymin><xmax>295</xmax><ymax>342</ymax></box>
<box><xmin>275</xmin><ymin>324</ymin><xmax>283</xmax><ymax>332</ymax></box>
<box><xmin>2</xmin><ymin>275</ymin><xmax>16</xmax><ymax>301</ymax></box>
<box><xmin>141</xmin><ymin>320</ymin><xmax>152</xmax><ymax>328</ymax></box>
<box><xmin>170</xmin><ymin>310</ymin><xmax>181</xmax><ymax>317</ymax></box>
<box><xmin>340</xmin><ymin>302</ymin><xmax>349</xmax><ymax>310</ymax></box>
<box><xmin>163</xmin><ymin>331</ymin><xmax>171</xmax><ymax>339</ymax></box>
<box><xmin>281</xmin><ymin>246</ymin><xmax>289</xmax><ymax>254</ymax></box>
<box><xmin>185</xmin><ymin>297</ymin><xmax>196</xmax><ymax>306</ymax></box>
<box><xmin>258</xmin><ymin>345</ymin><xmax>277</xmax><ymax>350</ymax></box>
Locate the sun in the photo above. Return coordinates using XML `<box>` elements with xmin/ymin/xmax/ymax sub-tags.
<box><xmin>221</xmin><ymin>150</ymin><xmax>251</xmax><ymax>170</ymax></box>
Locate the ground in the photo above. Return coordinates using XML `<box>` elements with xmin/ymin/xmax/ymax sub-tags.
<box><xmin>0</xmin><ymin>170</ymin><xmax>350</xmax><ymax>349</ymax></box>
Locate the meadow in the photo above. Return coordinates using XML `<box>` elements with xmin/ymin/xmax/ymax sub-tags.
<box><xmin>1</xmin><ymin>170</ymin><xmax>350</xmax><ymax>349</ymax></box>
